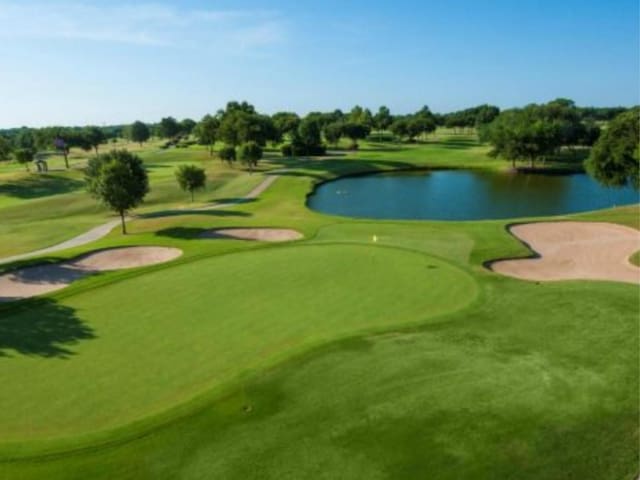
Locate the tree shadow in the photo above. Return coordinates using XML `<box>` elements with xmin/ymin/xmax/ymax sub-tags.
<box><xmin>430</xmin><ymin>138</ymin><xmax>480</xmax><ymax>149</ymax></box>
<box><xmin>0</xmin><ymin>175</ymin><xmax>84</xmax><ymax>199</ymax></box>
<box><xmin>203</xmin><ymin>197</ymin><xmax>257</xmax><ymax>205</ymax></box>
<box><xmin>0</xmin><ymin>298</ymin><xmax>95</xmax><ymax>358</ymax></box>
<box><xmin>154</xmin><ymin>227</ymin><xmax>211</xmax><ymax>239</ymax></box>
<box><xmin>138</xmin><ymin>209</ymin><xmax>252</xmax><ymax>220</ymax></box>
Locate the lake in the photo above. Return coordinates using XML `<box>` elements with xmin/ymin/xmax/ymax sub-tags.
<box><xmin>307</xmin><ymin>169</ymin><xmax>639</xmax><ymax>221</ymax></box>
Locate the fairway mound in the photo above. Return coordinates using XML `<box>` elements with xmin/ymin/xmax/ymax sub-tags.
<box><xmin>490</xmin><ymin>222</ymin><xmax>640</xmax><ymax>284</ymax></box>
<box><xmin>0</xmin><ymin>246</ymin><xmax>182</xmax><ymax>302</ymax></box>
<box><xmin>200</xmin><ymin>228</ymin><xmax>303</xmax><ymax>242</ymax></box>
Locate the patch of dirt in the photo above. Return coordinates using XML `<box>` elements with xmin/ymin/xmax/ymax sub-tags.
<box><xmin>490</xmin><ymin>222</ymin><xmax>640</xmax><ymax>284</ymax></box>
<box><xmin>199</xmin><ymin>228</ymin><xmax>303</xmax><ymax>242</ymax></box>
<box><xmin>0</xmin><ymin>246</ymin><xmax>182</xmax><ymax>302</ymax></box>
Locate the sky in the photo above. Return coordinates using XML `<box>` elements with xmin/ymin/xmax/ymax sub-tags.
<box><xmin>0</xmin><ymin>0</ymin><xmax>638</xmax><ymax>127</ymax></box>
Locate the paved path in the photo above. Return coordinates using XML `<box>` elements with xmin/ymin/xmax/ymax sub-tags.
<box><xmin>0</xmin><ymin>174</ymin><xmax>280</xmax><ymax>266</ymax></box>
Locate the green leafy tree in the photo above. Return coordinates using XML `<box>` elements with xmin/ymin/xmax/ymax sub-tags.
<box><xmin>272</xmin><ymin>112</ymin><xmax>301</xmax><ymax>141</ymax></box>
<box><xmin>323</xmin><ymin>122</ymin><xmax>343</xmax><ymax>146</ymax></box>
<box><xmin>483</xmin><ymin>108</ymin><xmax>561</xmax><ymax>168</ymax></box>
<box><xmin>390</xmin><ymin>118</ymin><xmax>409</xmax><ymax>140</ymax></box>
<box><xmin>158</xmin><ymin>117</ymin><xmax>181</xmax><ymax>138</ymax></box>
<box><xmin>175</xmin><ymin>164</ymin><xmax>206</xmax><ymax>201</ymax></box>
<box><xmin>585</xmin><ymin>109</ymin><xmax>639</xmax><ymax>188</ymax></box>
<box><xmin>195</xmin><ymin>115</ymin><xmax>219</xmax><ymax>156</ymax></box>
<box><xmin>374</xmin><ymin>106</ymin><xmax>393</xmax><ymax>132</ymax></box>
<box><xmin>14</xmin><ymin>148</ymin><xmax>34</xmax><ymax>171</ymax></box>
<box><xmin>83</xmin><ymin>126</ymin><xmax>106</xmax><ymax>155</ymax></box>
<box><xmin>218</xmin><ymin>144</ymin><xmax>237</xmax><ymax>166</ymax></box>
<box><xmin>180</xmin><ymin>118</ymin><xmax>197</xmax><ymax>136</ymax></box>
<box><xmin>128</xmin><ymin>121</ymin><xmax>151</xmax><ymax>146</ymax></box>
<box><xmin>0</xmin><ymin>135</ymin><xmax>13</xmax><ymax>161</ymax></box>
<box><xmin>341</xmin><ymin>122</ymin><xmax>371</xmax><ymax>148</ymax></box>
<box><xmin>14</xmin><ymin>128</ymin><xmax>35</xmax><ymax>151</ymax></box>
<box><xmin>85</xmin><ymin>150</ymin><xmax>149</xmax><ymax>234</ymax></box>
<box><xmin>238</xmin><ymin>141</ymin><xmax>262</xmax><ymax>173</ymax></box>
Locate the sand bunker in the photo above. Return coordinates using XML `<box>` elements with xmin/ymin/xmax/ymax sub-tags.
<box><xmin>200</xmin><ymin>228</ymin><xmax>303</xmax><ymax>242</ymax></box>
<box><xmin>0</xmin><ymin>246</ymin><xmax>182</xmax><ymax>302</ymax></box>
<box><xmin>490</xmin><ymin>222</ymin><xmax>640</xmax><ymax>284</ymax></box>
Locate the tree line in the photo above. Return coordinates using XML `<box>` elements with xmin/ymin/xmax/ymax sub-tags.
<box><xmin>1</xmin><ymin>99</ymin><xmax>636</xmax><ymax>189</ymax></box>
<box><xmin>479</xmin><ymin>98</ymin><xmax>639</xmax><ymax>189</ymax></box>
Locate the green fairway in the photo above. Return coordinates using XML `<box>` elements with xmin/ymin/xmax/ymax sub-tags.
<box><xmin>0</xmin><ymin>145</ymin><xmax>270</xmax><ymax>257</ymax></box>
<box><xmin>0</xmin><ymin>243</ymin><xmax>476</xmax><ymax>450</ymax></box>
<box><xmin>0</xmin><ymin>134</ymin><xmax>637</xmax><ymax>480</ymax></box>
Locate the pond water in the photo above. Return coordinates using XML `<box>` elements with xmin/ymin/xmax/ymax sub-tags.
<box><xmin>307</xmin><ymin>170</ymin><xmax>639</xmax><ymax>221</ymax></box>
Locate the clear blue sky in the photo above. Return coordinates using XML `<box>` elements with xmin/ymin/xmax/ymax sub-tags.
<box><xmin>0</xmin><ymin>0</ymin><xmax>638</xmax><ymax>127</ymax></box>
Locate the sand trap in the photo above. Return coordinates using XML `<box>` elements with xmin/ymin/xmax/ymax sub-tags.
<box><xmin>0</xmin><ymin>246</ymin><xmax>182</xmax><ymax>302</ymax></box>
<box><xmin>200</xmin><ymin>228</ymin><xmax>303</xmax><ymax>242</ymax></box>
<box><xmin>490</xmin><ymin>222</ymin><xmax>640</xmax><ymax>284</ymax></box>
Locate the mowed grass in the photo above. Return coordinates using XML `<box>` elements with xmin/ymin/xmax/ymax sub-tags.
<box><xmin>0</xmin><ymin>133</ymin><xmax>638</xmax><ymax>479</ymax></box>
<box><xmin>1</xmin><ymin>271</ymin><xmax>636</xmax><ymax>479</ymax></box>
<box><xmin>0</xmin><ymin>243</ymin><xmax>476</xmax><ymax>450</ymax></box>
<box><xmin>0</xmin><ymin>145</ymin><xmax>270</xmax><ymax>257</ymax></box>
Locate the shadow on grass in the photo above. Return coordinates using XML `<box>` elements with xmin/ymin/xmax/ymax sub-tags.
<box><xmin>430</xmin><ymin>138</ymin><xmax>480</xmax><ymax>150</ymax></box>
<box><xmin>0</xmin><ymin>175</ymin><xmax>84</xmax><ymax>199</ymax></box>
<box><xmin>0</xmin><ymin>298</ymin><xmax>95</xmax><ymax>358</ymax></box>
<box><xmin>138</xmin><ymin>209</ymin><xmax>252</xmax><ymax>220</ymax></box>
<box><xmin>202</xmin><ymin>197</ymin><xmax>257</xmax><ymax>205</ymax></box>
<box><xmin>155</xmin><ymin>227</ymin><xmax>210</xmax><ymax>240</ymax></box>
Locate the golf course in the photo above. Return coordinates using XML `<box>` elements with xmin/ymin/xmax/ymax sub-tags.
<box><xmin>1</xmin><ymin>1</ymin><xmax>639</xmax><ymax>476</ymax></box>
<box><xmin>0</xmin><ymin>130</ymin><xmax>638</xmax><ymax>479</ymax></box>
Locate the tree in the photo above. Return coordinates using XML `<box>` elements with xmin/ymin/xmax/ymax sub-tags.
<box><xmin>483</xmin><ymin>108</ymin><xmax>561</xmax><ymax>168</ymax></box>
<box><xmin>180</xmin><ymin>118</ymin><xmax>197</xmax><ymax>136</ymax></box>
<box><xmin>218</xmin><ymin>109</ymin><xmax>275</xmax><ymax>147</ymax></box>
<box><xmin>158</xmin><ymin>117</ymin><xmax>180</xmax><ymax>138</ymax></box>
<box><xmin>374</xmin><ymin>106</ymin><xmax>393</xmax><ymax>132</ymax></box>
<box><xmin>195</xmin><ymin>115</ymin><xmax>219</xmax><ymax>156</ymax></box>
<box><xmin>85</xmin><ymin>150</ymin><xmax>149</xmax><ymax>234</ymax></box>
<box><xmin>341</xmin><ymin>122</ymin><xmax>370</xmax><ymax>148</ymax></box>
<box><xmin>128</xmin><ymin>121</ymin><xmax>151</xmax><ymax>146</ymax></box>
<box><xmin>175</xmin><ymin>164</ymin><xmax>206</xmax><ymax>202</ymax></box>
<box><xmin>14</xmin><ymin>128</ymin><xmax>35</xmax><ymax>151</ymax></box>
<box><xmin>272</xmin><ymin>112</ymin><xmax>301</xmax><ymax>141</ymax></box>
<box><xmin>218</xmin><ymin>144</ymin><xmax>236</xmax><ymax>166</ymax></box>
<box><xmin>585</xmin><ymin>109</ymin><xmax>639</xmax><ymax>189</ymax></box>
<box><xmin>0</xmin><ymin>135</ymin><xmax>13</xmax><ymax>161</ymax></box>
<box><xmin>390</xmin><ymin>118</ymin><xmax>410</xmax><ymax>141</ymax></box>
<box><xmin>83</xmin><ymin>126</ymin><xmax>106</xmax><ymax>155</ymax></box>
<box><xmin>238</xmin><ymin>141</ymin><xmax>262</xmax><ymax>173</ymax></box>
<box><xmin>323</xmin><ymin>122</ymin><xmax>343</xmax><ymax>146</ymax></box>
<box><xmin>14</xmin><ymin>148</ymin><xmax>34</xmax><ymax>171</ymax></box>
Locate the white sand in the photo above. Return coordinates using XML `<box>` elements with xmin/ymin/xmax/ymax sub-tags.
<box><xmin>491</xmin><ymin>222</ymin><xmax>640</xmax><ymax>284</ymax></box>
<box><xmin>0</xmin><ymin>247</ymin><xmax>182</xmax><ymax>302</ymax></box>
<box><xmin>200</xmin><ymin>228</ymin><xmax>303</xmax><ymax>242</ymax></box>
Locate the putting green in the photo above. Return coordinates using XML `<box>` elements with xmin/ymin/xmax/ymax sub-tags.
<box><xmin>0</xmin><ymin>243</ymin><xmax>477</xmax><ymax>448</ymax></box>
